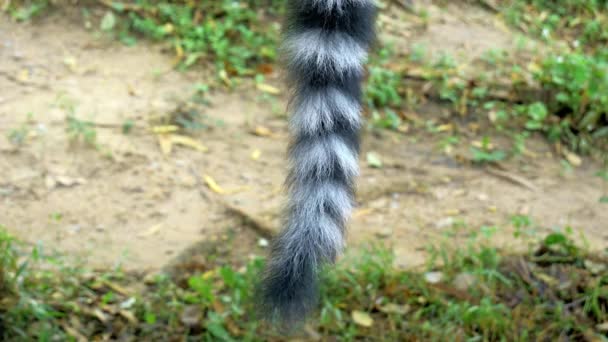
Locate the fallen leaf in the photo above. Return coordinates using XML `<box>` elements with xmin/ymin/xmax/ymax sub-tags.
<box><xmin>119</xmin><ymin>297</ymin><xmax>136</xmax><ymax>309</ymax></box>
<box><xmin>584</xmin><ymin>259</ymin><xmax>607</xmax><ymax>274</ymax></box>
<box><xmin>119</xmin><ymin>310</ymin><xmax>138</xmax><ymax>324</ymax></box>
<box><xmin>45</xmin><ymin>176</ymin><xmax>57</xmax><ymax>189</ymax></box>
<box><xmin>100</xmin><ymin>11</ymin><xmax>116</xmax><ymax>31</ymax></box>
<box><xmin>435</xmin><ymin>217</ymin><xmax>454</xmax><ymax>229</ymax></box>
<box><xmin>139</xmin><ymin>224</ymin><xmax>162</xmax><ymax>237</ymax></box>
<box><xmin>55</xmin><ymin>176</ymin><xmax>86</xmax><ymax>187</ymax></box>
<box><xmin>354</xmin><ymin>208</ymin><xmax>374</xmax><ymax>218</ymax></box>
<box><xmin>436</xmin><ymin>124</ymin><xmax>453</xmax><ymax>132</ymax></box>
<box><xmin>157</xmin><ymin>134</ymin><xmax>172</xmax><ymax>155</ymax></box>
<box><xmin>152</xmin><ymin>125</ymin><xmax>179</xmax><ymax>134</ymax></box>
<box><xmin>471</xmin><ymin>140</ymin><xmax>494</xmax><ymax>149</ymax></box>
<box><xmin>171</xmin><ymin>135</ymin><xmax>208</xmax><ymax>152</ymax></box>
<box><xmin>351</xmin><ymin>310</ymin><xmax>374</xmax><ymax>327</ymax></box>
<box><xmin>252</xmin><ymin>125</ymin><xmax>274</xmax><ymax>137</ymax></box>
<box><xmin>444</xmin><ymin>209</ymin><xmax>460</xmax><ymax>215</ymax></box>
<box><xmin>366</xmin><ymin>152</ymin><xmax>383</xmax><ymax>168</ymax></box>
<box><xmin>203</xmin><ymin>175</ymin><xmax>225</xmax><ymax>194</ymax></box>
<box><xmin>63</xmin><ymin>56</ymin><xmax>78</xmax><ymax>73</ymax></box>
<box><xmin>379</xmin><ymin>303</ymin><xmax>410</xmax><ymax>315</ymax></box>
<box><xmin>256</xmin><ymin>83</ymin><xmax>281</xmax><ymax>95</ymax></box>
<box><xmin>564</xmin><ymin>151</ymin><xmax>582</xmax><ymax>167</ymax></box>
<box><xmin>219</xmin><ymin>69</ymin><xmax>231</xmax><ymax>87</ymax></box>
<box><xmin>256</xmin><ymin>63</ymin><xmax>274</xmax><ymax>75</ymax></box>
<box><xmin>596</xmin><ymin>322</ymin><xmax>608</xmax><ymax>332</ymax></box>
<box><xmin>251</xmin><ymin>148</ymin><xmax>261</xmax><ymax>160</ymax></box>
<box><xmin>17</xmin><ymin>69</ymin><xmax>29</xmax><ymax>82</ymax></box>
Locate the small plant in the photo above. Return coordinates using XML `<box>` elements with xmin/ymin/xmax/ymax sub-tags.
<box><xmin>471</xmin><ymin>137</ymin><xmax>506</xmax><ymax>164</ymax></box>
<box><xmin>110</xmin><ymin>1</ymin><xmax>282</xmax><ymax>77</ymax></box>
<box><xmin>5</xmin><ymin>0</ymin><xmax>48</xmax><ymax>21</ymax></box>
<box><xmin>365</xmin><ymin>48</ymin><xmax>402</xmax><ymax>110</ymax></box>
<box><xmin>7</xmin><ymin>125</ymin><xmax>29</xmax><ymax>147</ymax></box>
<box><xmin>66</xmin><ymin>115</ymin><xmax>97</xmax><ymax>147</ymax></box>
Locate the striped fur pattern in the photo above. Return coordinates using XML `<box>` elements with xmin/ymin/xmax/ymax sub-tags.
<box><xmin>258</xmin><ymin>0</ymin><xmax>376</xmax><ymax>326</ymax></box>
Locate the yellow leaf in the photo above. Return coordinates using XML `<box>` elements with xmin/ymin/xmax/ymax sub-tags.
<box><xmin>139</xmin><ymin>224</ymin><xmax>162</xmax><ymax>237</ymax></box>
<box><xmin>63</xmin><ymin>56</ymin><xmax>78</xmax><ymax>72</ymax></box>
<box><xmin>436</xmin><ymin>124</ymin><xmax>453</xmax><ymax>132</ymax></box>
<box><xmin>256</xmin><ymin>83</ymin><xmax>281</xmax><ymax>95</ymax></box>
<box><xmin>163</xmin><ymin>23</ymin><xmax>174</xmax><ymax>34</ymax></box>
<box><xmin>564</xmin><ymin>151</ymin><xmax>582</xmax><ymax>167</ymax></box>
<box><xmin>252</xmin><ymin>125</ymin><xmax>274</xmax><ymax>137</ymax></box>
<box><xmin>351</xmin><ymin>310</ymin><xmax>374</xmax><ymax>327</ymax></box>
<box><xmin>158</xmin><ymin>134</ymin><xmax>173</xmax><ymax>155</ymax></box>
<box><xmin>171</xmin><ymin>135</ymin><xmax>208</xmax><ymax>152</ymax></box>
<box><xmin>175</xmin><ymin>43</ymin><xmax>184</xmax><ymax>59</ymax></box>
<box><xmin>219</xmin><ymin>70</ymin><xmax>231</xmax><ymax>87</ymax></box>
<box><xmin>527</xmin><ymin>62</ymin><xmax>541</xmax><ymax>73</ymax></box>
<box><xmin>251</xmin><ymin>148</ymin><xmax>261</xmax><ymax>160</ymax></box>
<box><xmin>353</xmin><ymin>208</ymin><xmax>374</xmax><ymax>218</ymax></box>
<box><xmin>471</xmin><ymin>141</ymin><xmax>494</xmax><ymax>149</ymax></box>
<box><xmin>17</xmin><ymin>69</ymin><xmax>29</xmax><ymax>82</ymax></box>
<box><xmin>152</xmin><ymin>125</ymin><xmax>179</xmax><ymax>134</ymax></box>
<box><xmin>204</xmin><ymin>175</ymin><xmax>225</xmax><ymax>194</ymax></box>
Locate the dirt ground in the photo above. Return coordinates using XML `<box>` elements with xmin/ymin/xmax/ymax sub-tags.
<box><xmin>1</xmin><ymin>5</ymin><xmax>606</xmax><ymax>273</ymax></box>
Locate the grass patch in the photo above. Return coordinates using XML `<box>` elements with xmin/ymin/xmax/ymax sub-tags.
<box><xmin>1</xmin><ymin>224</ymin><xmax>607</xmax><ymax>340</ymax></box>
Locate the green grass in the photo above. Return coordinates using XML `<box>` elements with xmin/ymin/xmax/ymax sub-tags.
<box><xmin>5</xmin><ymin>0</ymin><xmax>608</xmax><ymax>154</ymax></box>
<box><xmin>1</xmin><ymin>223</ymin><xmax>607</xmax><ymax>341</ymax></box>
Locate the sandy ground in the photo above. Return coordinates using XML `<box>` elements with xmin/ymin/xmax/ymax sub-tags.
<box><xmin>0</xmin><ymin>4</ymin><xmax>606</xmax><ymax>272</ymax></box>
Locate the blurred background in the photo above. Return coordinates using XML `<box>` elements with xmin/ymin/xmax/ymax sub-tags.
<box><xmin>0</xmin><ymin>0</ymin><xmax>607</xmax><ymax>340</ymax></box>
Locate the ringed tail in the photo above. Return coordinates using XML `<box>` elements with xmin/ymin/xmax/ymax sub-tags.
<box><xmin>257</xmin><ymin>0</ymin><xmax>377</xmax><ymax>326</ymax></box>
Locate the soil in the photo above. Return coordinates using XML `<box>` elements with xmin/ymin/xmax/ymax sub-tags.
<box><xmin>0</xmin><ymin>5</ymin><xmax>606</xmax><ymax>273</ymax></box>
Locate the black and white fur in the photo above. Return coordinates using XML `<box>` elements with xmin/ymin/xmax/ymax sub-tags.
<box><xmin>258</xmin><ymin>0</ymin><xmax>376</xmax><ymax>326</ymax></box>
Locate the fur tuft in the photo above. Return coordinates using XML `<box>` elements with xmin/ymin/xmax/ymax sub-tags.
<box><xmin>257</xmin><ymin>0</ymin><xmax>376</xmax><ymax>328</ymax></box>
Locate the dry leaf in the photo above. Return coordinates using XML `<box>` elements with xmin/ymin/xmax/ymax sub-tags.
<box><xmin>379</xmin><ymin>303</ymin><xmax>410</xmax><ymax>315</ymax></box>
<box><xmin>436</xmin><ymin>124</ymin><xmax>453</xmax><ymax>132</ymax></box>
<box><xmin>251</xmin><ymin>148</ymin><xmax>262</xmax><ymax>160</ymax></box>
<box><xmin>472</xmin><ymin>140</ymin><xmax>494</xmax><ymax>149</ymax></box>
<box><xmin>139</xmin><ymin>224</ymin><xmax>162</xmax><ymax>237</ymax></box>
<box><xmin>351</xmin><ymin>310</ymin><xmax>374</xmax><ymax>327</ymax></box>
<box><xmin>119</xmin><ymin>310</ymin><xmax>138</xmax><ymax>324</ymax></box>
<box><xmin>203</xmin><ymin>175</ymin><xmax>225</xmax><ymax>194</ymax></box>
<box><xmin>354</xmin><ymin>208</ymin><xmax>374</xmax><ymax>218</ymax></box>
<box><xmin>252</xmin><ymin>125</ymin><xmax>274</xmax><ymax>137</ymax></box>
<box><xmin>17</xmin><ymin>69</ymin><xmax>29</xmax><ymax>82</ymax></box>
<box><xmin>171</xmin><ymin>135</ymin><xmax>208</xmax><ymax>152</ymax></box>
<box><xmin>596</xmin><ymin>322</ymin><xmax>608</xmax><ymax>332</ymax></box>
<box><xmin>256</xmin><ymin>83</ymin><xmax>281</xmax><ymax>95</ymax></box>
<box><xmin>564</xmin><ymin>151</ymin><xmax>582</xmax><ymax>167</ymax></box>
<box><xmin>152</xmin><ymin>125</ymin><xmax>179</xmax><ymax>134</ymax></box>
<box><xmin>63</xmin><ymin>56</ymin><xmax>78</xmax><ymax>73</ymax></box>
<box><xmin>219</xmin><ymin>69</ymin><xmax>231</xmax><ymax>87</ymax></box>
<box><xmin>55</xmin><ymin>176</ymin><xmax>86</xmax><ymax>187</ymax></box>
<box><xmin>157</xmin><ymin>134</ymin><xmax>172</xmax><ymax>155</ymax></box>
<box><xmin>366</xmin><ymin>152</ymin><xmax>383</xmax><ymax>168</ymax></box>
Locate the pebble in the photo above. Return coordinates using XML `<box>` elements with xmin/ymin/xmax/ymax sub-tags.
<box><xmin>424</xmin><ymin>271</ymin><xmax>443</xmax><ymax>284</ymax></box>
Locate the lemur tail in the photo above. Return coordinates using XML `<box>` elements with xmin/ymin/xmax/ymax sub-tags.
<box><xmin>257</xmin><ymin>0</ymin><xmax>376</xmax><ymax>326</ymax></box>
